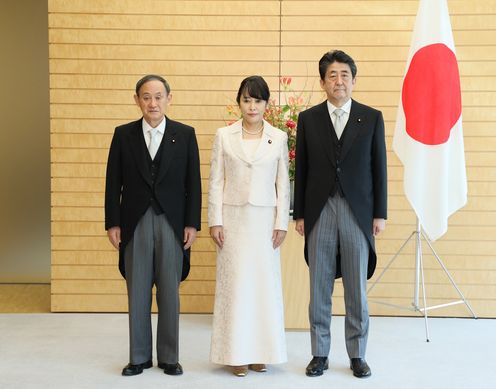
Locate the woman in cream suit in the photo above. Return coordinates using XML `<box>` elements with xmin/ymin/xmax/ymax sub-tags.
<box><xmin>208</xmin><ymin>76</ymin><xmax>290</xmax><ymax>377</ymax></box>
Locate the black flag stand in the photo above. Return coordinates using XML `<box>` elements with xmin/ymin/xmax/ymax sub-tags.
<box><xmin>367</xmin><ymin>218</ymin><xmax>477</xmax><ymax>342</ymax></box>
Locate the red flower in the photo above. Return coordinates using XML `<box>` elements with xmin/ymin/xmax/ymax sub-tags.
<box><xmin>285</xmin><ymin>119</ymin><xmax>296</xmax><ymax>129</ymax></box>
<box><xmin>280</xmin><ymin>77</ymin><xmax>292</xmax><ymax>86</ymax></box>
<box><xmin>289</xmin><ymin>148</ymin><xmax>296</xmax><ymax>161</ymax></box>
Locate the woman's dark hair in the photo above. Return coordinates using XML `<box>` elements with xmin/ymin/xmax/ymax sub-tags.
<box><xmin>236</xmin><ymin>76</ymin><xmax>270</xmax><ymax>104</ymax></box>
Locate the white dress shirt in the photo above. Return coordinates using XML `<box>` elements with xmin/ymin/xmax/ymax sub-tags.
<box><xmin>142</xmin><ymin>117</ymin><xmax>166</xmax><ymax>158</ymax></box>
<box><xmin>241</xmin><ymin>138</ymin><xmax>261</xmax><ymax>159</ymax></box>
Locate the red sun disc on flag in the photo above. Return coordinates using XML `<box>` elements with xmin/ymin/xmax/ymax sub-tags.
<box><xmin>402</xmin><ymin>43</ymin><xmax>462</xmax><ymax>145</ymax></box>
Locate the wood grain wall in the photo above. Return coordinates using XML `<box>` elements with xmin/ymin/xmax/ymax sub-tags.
<box><xmin>50</xmin><ymin>0</ymin><xmax>496</xmax><ymax>318</ymax></box>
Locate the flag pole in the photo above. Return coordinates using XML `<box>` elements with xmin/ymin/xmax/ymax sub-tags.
<box><xmin>413</xmin><ymin>218</ymin><xmax>430</xmax><ymax>341</ymax></box>
<box><xmin>414</xmin><ymin>218</ymin><xmax>421</xmax><ymax>308</ymax></box>
<box><xmin>367</xmin><ymin>217</ymin><xmax>477</xmax><ymax>341</ymax></box>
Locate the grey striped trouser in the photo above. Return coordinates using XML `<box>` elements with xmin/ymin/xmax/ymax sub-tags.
<box><xmin>307</xmin><ymin>195</ymin><xmax>369</xmax><ymax>359</ymax></box>
<box><xmin>124</xmin><ymin>207</ymin><xmax>183</xmax><ymax>365</ymax></box>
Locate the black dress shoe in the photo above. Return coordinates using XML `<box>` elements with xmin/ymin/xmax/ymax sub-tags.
<box><xmin>121</xmin><ymin>360</ymin><xmax>153</xmax><ymax>376</ymax></box>
<box><xmin>305</xmin><ymin>356</ymin><xmax>328</xmax><ymax>377</ymax></box>
<box><xmin>158</xmin><ymin>362</ymin><xmax>183</xmax><ymax>376</ymax></box>
<box><xmin>350</xmin><ymin>358</ymin><xmax>371</xmax><ymax>378</ymax></box>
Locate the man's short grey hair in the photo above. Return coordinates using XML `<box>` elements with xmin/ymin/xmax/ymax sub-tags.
<box><xmin>135</xmin><ymin>74</ymin><xmax>170</xmax><ymax>95</ymax></box>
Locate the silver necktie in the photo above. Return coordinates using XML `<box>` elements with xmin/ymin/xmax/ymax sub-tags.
<box><xmin>148</xmin><ymin>129</ymin><xmax>159</xmax><ymax>159</ymax></box>
<box><xmin>333</xmin><ymin>108</ymin><xmax>345</xmax><ymax>139</ymax></box>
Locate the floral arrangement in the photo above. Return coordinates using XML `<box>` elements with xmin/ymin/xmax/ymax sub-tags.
<box><xmin>226</xmin><ymin>77</ymin><xmax>312</xmax><ymax>181</ymax></box>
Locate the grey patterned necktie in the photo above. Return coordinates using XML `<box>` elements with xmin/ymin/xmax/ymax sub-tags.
<box><xmin>333</xmin><ymin>108</ymin><xmax>345</xmax><ymax>139</ymax></box>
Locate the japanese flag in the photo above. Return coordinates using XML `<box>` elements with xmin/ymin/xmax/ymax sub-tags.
<box><xmin>393</xmin><ymin>0</ymin><xmax>467</xmax><ymax>241</ymax></box>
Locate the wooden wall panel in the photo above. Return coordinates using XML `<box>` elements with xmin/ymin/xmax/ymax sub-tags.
<box><xmin>50</xmin><ymin>0</ymin><xmax>496</xmax><ymax>319</ymax></box>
